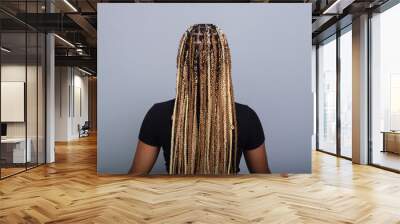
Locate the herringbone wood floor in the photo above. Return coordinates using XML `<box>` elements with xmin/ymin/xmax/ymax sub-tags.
<box><xmin>1</xmin><ymin>135</ymin><xmax>400</xmax><ymax>224</ymax></box>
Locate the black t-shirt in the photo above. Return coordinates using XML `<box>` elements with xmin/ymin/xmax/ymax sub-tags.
<box><xmin>138</xmin><ymin>99</ymin><xmax>265</xmax><ymax>172</ymax></box>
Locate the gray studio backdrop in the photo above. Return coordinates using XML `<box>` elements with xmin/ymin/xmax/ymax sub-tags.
<box><xmin>98</xmin><ymin>3</ymin><xmax>312</xmax><ymax>174</ymax></box>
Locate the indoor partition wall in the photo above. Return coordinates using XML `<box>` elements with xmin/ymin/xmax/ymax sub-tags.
<box><xmin>316</xmin><ymin>26</ymin><xmax>353</xmax><ymax>159</ymax></box>
<box><xmin>0</xmin><ymin>1</ymin><xmax>46</xmax><ymax>179</ymax></box>
<box><xmin>370</xmin><ymin>2</ymin><xmax>400</xmax><ymax>171</ymax></box>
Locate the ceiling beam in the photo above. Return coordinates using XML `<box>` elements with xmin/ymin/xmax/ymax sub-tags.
<box><xmin>67</xmin><ymin>14</ymin><xmax>97</xmax><ymax>37</ymax></box>
<box><xmin>55</xmin><ymin>55</ymin><xmax>96</xmax><ymax>70</ymax></box>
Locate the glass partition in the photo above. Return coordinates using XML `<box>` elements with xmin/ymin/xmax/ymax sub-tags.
<box><xmin>0</xmin><ymin>1</ymin><xmax>46</xmax><ymax>179</ymax></box>
<box><xmin>317</xmin><ymin>35</ymin><xmax>337</xmax><ymax>154</ymax></box>
<box><xmin>0</xmin><ymin>30</ymin><xmax>28</xmax><ymax>177</ymax></box>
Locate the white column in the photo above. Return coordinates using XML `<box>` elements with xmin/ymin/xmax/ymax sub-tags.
<box><xmin>45</xmin><ymin>0</ymin><xmax>56</xmax><ymax>163</ymax></box>
<box><xmin>352</xmin><ymin>14</ymin><xmax>369</xmax><ymax>164</ymax></box>
<box><xmin>46</xmin><ymin>33</ymin><xmax>55</xmax><ymax>163</ymax></box>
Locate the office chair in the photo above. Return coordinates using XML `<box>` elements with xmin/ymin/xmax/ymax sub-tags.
<box><xmin>79</xmin><ymin>121</ymin><xmax>90</xmax><ymax>138</ymax></box>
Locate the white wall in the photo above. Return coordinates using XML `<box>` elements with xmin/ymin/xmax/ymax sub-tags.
<box><xmin>71</xmin><ymin>73</ymin><xmax>89</xmax><ymax>138</ymax></box>
<box><xmin>1</xmin><ymin>66</ymin><xmax>26</xmax><ymax>140</ymax></box>
<box><xmin>1</xmin><ymin>64</ymin><xmax>46</xmax><ymax>163</ymax></box>
<box><xmin>55</xmin><ymin>67</ymin><xmax>89</xmax><ymax>141</ymax></box>
<box><xmin>55</xmin><ymin>66</ymin><xmax>70</xmax><ymax>141</ymax></box>
<box><xmin>1</xmin><ymin>65</ymin><xmax>40</xmax><ymax>138</ymax></box>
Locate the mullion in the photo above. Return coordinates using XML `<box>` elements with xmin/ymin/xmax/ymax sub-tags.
<box><xmin>336</xmin><ymin>30</ymin><xmax>341</xmax><ymax>157</ymax></box>
<box><xmin>25</xmin><ymin>0</ymin><xmax>28</xmax><ymax>171</ymax></box>
<box><xmin>367</xmin><ymin>12</ymin><xmax>373</xmax><ymax>166</ymax></box>
<box><xmin>44</xmin><ymin>0</ymin><xmax>47</xmax><ymax>165</ymax></box>
<box><xmin>0</xmin><ymin>25</ymin><xmax>2</xmax><ymax>179</ymax></box>
<box><xmin>36</xmin><ymin>0</ymin><xmax>39</xmax><ymax>168</ymax></box>
<box><xmin>316</xmin><ymin>45</ymin><xmax>320</xmax><ymax>151</ymax></box>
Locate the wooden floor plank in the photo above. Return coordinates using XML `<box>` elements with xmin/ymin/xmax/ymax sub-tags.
<box><xmin>0</xmin><ymin>134</ymin><xmax>400</xmax><ymax>223</ymax></box>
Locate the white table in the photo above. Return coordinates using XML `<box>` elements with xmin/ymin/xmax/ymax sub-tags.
<box><xmin>1</xmin><ymin>138</ymin><xmax>31</xmax><ymax>163</ymax></box>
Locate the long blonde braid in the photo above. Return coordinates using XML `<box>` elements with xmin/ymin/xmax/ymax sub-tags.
<box><xmin>170</xmin><ymin>24</ymin><xmax>237</xmax><ymax>175</ymax></box>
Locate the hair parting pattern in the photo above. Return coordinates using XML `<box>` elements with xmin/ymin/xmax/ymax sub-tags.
<box><xmin>169</xmin><ymin>24</ymin><xmax>238</xmax><ymax>175</ymax></box>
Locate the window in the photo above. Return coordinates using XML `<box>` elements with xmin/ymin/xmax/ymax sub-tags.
<box><xmin>339</xmin><ymin>28</ymin><xmax>352</xmax><ymax>158</ymax></box>
<box><xmin>316</xmin><ymin>25</ymin><xmax>353</xmax><ymax>159</ymax></box>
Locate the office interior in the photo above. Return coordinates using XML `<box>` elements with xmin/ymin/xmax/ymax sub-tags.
<box><xmin>0</xmin><ymin>0</ymin><xmax>97</xmax><ymax>179</ymax></box>
<box><xmin>315</xmin><ymin>2</ymin><xmax>400</xmax><ymax>172</ymax></box>
<box><xmin>0</xmin><ymin>0</ymin><xmax>399</xmax><ymax>222</ymax></box>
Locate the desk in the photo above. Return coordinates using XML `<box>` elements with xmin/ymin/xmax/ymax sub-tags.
<box><xmin>382</xmin><ymin>131</ymin><xmax>400</xmax><ymax>154</ymax></box>
<box><xmin>1</xmin><ymin>138</ymin><xmax>31</xmax><ymax>163</ymax></box>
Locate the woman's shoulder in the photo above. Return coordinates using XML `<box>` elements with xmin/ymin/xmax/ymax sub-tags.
<box><xmin>234</xmin><ymin>102</ymin><xmax>257</xmax><ymax>115</ymax></box>
<box><xmin>234</xmin><ymin>102</ymin><xmax>261</xmax><ymax>128</ymax></box>
<box><xmin>147</xmin><ymin>100</ymin><xmax>257</xmax><ymax>118</ymax></box>
<box><xmin>152</xmin><ymin>99</ymin><xmax>175</xmax><ymax>109</ymax></box>
<box><xmin>146</xmin><ymin>99</ymin><xmax>175</xmax><ymax>117</ymax></box>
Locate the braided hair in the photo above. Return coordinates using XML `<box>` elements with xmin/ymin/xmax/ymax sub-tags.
<box><xmin>170</xmin><ymin>24</ymin><xmax>237</xmax><ymax>175</ymax></box>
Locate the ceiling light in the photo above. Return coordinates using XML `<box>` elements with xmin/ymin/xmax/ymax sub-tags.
<box><xmin>54</xmin><ymin>34</ymin><xmax>75</xmax><ymax>48</ymax></box>
<box><xmin>1</xmin><ymin>47</ymin><xmax>11</xmax><ymax>53</ymax></box>
<box><xmin>63</xmin><ymin>0</ymin><xmax>78</xmax><ymax>12</ymax></box>
<box><xmin>78</xmin><ymin>67</ymin><xmax>93</xmax><ymax>76</ymax></box>
<box><xmin>76</xmin><ymin>48</ymin><xmax>84</xmax><ymax>55</ymax></box>
<box><xmin>322</xmin><ymin>0</ymin><xmax>354</xmax><ymax>15</ymax></box>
